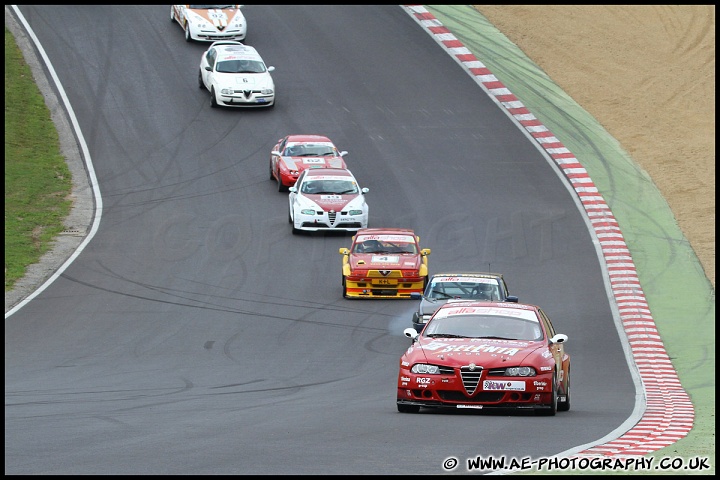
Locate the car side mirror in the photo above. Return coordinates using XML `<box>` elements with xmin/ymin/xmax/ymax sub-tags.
<box><xmin>421</xmin><ymin>248</ymin><xmax>431</xmax><ymax>256</ymax></box>
<box><xmin>204</xmin><ymin>66</ymin><xmax>212</xmax><ymax>71</ymax></box>
<box><xmin>289</xmin><ymin>186</ymin><xmax>297</xmax><ymax>193</ymax></box>
<box><xmin>403</xmin><ymin>328</ymin><xmax>419</xmax><ymax>341</ymax></box>
<box><xmin>339</xmin><ymin>248</ymin><xmax>349</xmax><ymax>255</ymax></box>
<box><xmin>339</xmin><ymin>151</ymin><xmax>348</xmax><ymax>157</ymax></box>
<box><xmin>267</xmin><ymin>66</ymin><xmax>275</xmax><ymax>72</ymax></box>
<box><xmin>361</xmin><ymin>187</ymin><xmax>369</xmax><ymax>194</ymax></box>
<box><xmin>505</xmin><ymin>295</ymin><xmax>519</xmax><ymax>303</ymax></box>
<box><xmin>550</xmin><ymin>333</ymin><xmax>568</xmax><ymax>344</ymax></box>
<box><xmin>410</xmin><ymin>292</ymin><xmax>422</xmax><ymax>300</ymax></box>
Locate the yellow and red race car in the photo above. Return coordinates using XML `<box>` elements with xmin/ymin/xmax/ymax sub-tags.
<box><xmin>338</xmin><ymin>228</ymin><xmax>430</xmax><ymax>298</ymax></box>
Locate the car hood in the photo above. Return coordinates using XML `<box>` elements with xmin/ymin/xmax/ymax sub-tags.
<box><xmin>214</xmin><ymin>72</ymin><xmax>273</xmax><ymax>89</ymax></box>
<box><xmin>188</xmin><ymin>8</ymin><xmax>244</xmax><ymax>26</ymax></box>
<box><xmin>349</xmin><ymin>253</ymin><xmax>420</xmax><ymax>270</ymax></box>
<box><xmin>302</xmin><ymin>194</ymin><xmax>363</xmax><ymax>211</ymax></box>
<box><xmin>419</xmin><ymin>297</ymin><xmax>449</xmax><ymax>315</ymax></box>
<box><xmin>407</xmin><ymin>337</ymin><xmax>543</xmax><ymax>367</ymax></box>
<box><xmin>280</xmin><ymin>156</ymin><xmax>345</xmax><ymax>171</ymax></box>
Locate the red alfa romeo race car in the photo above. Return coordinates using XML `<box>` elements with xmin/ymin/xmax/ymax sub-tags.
<box><xmin>270</xmin><ymin>134</ymin><xmax>348</xmax><ymax>192</ymax></box>
<box><xmin>397</xmin><ymin>301</ymin><xmax>570</xmax><ymax>415</ymax></box>
<box><xmin>338</xmin><ymin>228</ymin><xmax>430</xmax><ymax>298</ymax></box>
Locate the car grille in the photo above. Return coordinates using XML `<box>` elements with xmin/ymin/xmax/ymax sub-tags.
<box><xmin>367</xmin><ymin>270</ymin><xmax>403</xmax><ymax>278</ymax></box>
<box><xmin>328</xmin><ymin>211</ymin><xmax>337</xmax><ymax>223</ymax></box>
<box><xmin>460</xmin><ymin>366</ymin><xmax>483</xmax><ymax>395</ymax></box>
<box><xmin>301</xmin><ymin>221</ymin><xmax>363</xmax><ymax>229</ymax></box>
<box><xmin>231</xmin><ymin>89</ymin><xmax>261</xmax><ymax>98</ymax></box>
<box><xmin>437</xmin><ymin>391</ymin><xmax>504</xmax><ymax>402</ymax></box>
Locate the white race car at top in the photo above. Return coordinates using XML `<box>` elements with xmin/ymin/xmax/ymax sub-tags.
<box><xmin>198</xmin><ymin>41</ymin><xmax>275</xmax><ymax>108</ymax></box>
<box><xmin>171</xmin><ymin>5</ymin><xmax>247</xmax><ymax>43</ymax></box>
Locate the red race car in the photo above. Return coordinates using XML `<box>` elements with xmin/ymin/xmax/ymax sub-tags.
<box><xmin>397</xmin><ymin>301</ymin><xmax>571</xmax><ymax>415</ymax></box>
<box><xmin>338</xmin><ymin>228</ymin><xmax>431</xmax><ymax>298</ymax></box>
<box><xmin>270</xmin><ymin>134</ymin><xmax>348</xmax><ymax>192</ymax></box>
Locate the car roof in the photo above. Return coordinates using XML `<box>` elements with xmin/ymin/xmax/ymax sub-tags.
<box><xmin>304</xmin><ymin>168</ymin><xmax>354</xmax><ymax>178</ymax></box>
<box><xmin>211</xmin><ymin>42</ymin><xmax>263</xmax><ymax>61</ymax></box>
<box><xmin>286</xmin><ymin>134</ymin><xmax>333</xmax><ymax>143</ymax></box>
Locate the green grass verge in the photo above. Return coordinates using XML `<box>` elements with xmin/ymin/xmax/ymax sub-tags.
<box><xmin>5</xmin><ymin>26</ymin><xmax>72</xmax><ymax>291</ymax></box>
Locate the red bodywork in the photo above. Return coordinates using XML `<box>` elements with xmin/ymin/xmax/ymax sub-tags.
<box><xmin>397</xmin><ymin>301</ymin><xmax>571</xmax><ymax>414</ymax></box>
<box><xmin>270</xmin><ymin>134</ymin><xmax>347</xmax><ymax>191</ymax></box>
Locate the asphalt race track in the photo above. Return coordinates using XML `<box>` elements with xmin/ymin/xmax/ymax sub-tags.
<box><xmin>5</xmin><ymin>6</ymin><xmax>637</xmax><ymax>475</ymax></box>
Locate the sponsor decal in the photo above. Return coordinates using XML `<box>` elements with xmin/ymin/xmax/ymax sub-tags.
<box><xmin>540</xmin><ymin>365</ymin><xmax>553</xmax><ymax>371</ymax></box>
<box><xmin>371</xmin><ymin>255</ymin><xmax>400</xmax><ymax>263</ymax></box>
<box><xmin>305</xmin><ymin>175</ymin><xmax>350</xmax><ymax>181</ymax></box>
<box><xmin>423</xmin><ymin>341</ymin><xmax>522</xmax><ymax>356</ymax></box>
<box><xmin>457</xmin><ymin>404</ymin><xmax>483</xmax><ymax>409</ymax></box>
<box><xmin>416</xmin><ymin>377</ymin><xmax>431</xmax><ymax>384</ymax></box>
<box><xmin>438</xmin><ymin>306</ymin><xmax>538</xmax><ymax>322</ymax></box>
<box><xmin>533</xmin><ymin>381</ymin><xmax>548</xmax><ymax>387</ymax></box>
<box><xmin>302</xmin><ymin>158</ymin><xmax>326</xmax><ymax>164</ymax></box>
<box><xmin>434</xmin><ymin>276</ymin><xmax>499</xmax><ymax>284</ymax></box>
<box><xmin>356</xmin><ymin>235</ymin><xmax>415</xmax><ymax>243</ymax></box>
<box><xmin>400</xmin><ymin>376</ymin><xmax>410</xmax><ymax>383</ymax></box>
<box><xmin>483</xmin><ymin>380</ymin><xmax>526</xmax><ymax>391</ymax></box>
<box><xmin>401</xmin><ymin>361</ymin><xmax>410</xmax><ymax>367</ymax></box>
<box><xmin>319</xmin><ymin>195</ymin><xmax>343</xmax><ymax>200</ymax></box>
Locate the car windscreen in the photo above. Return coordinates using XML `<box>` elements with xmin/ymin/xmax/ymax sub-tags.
<box><xmin>426</xmin><ymin>281</ymin><xmax>500</xmax><ymax>300</ymax></box>
<box><xmin>424</xmin><ymin>314</ymin><xmax>543</xmax><ymax>341</ymax></box>
<box><xmin>301</xmin><ymin>180</ymin><xmax>357</xmax><ymax>195</ymax></box>
<box><xmin>216</xmin><ymin>59</ymin><xmax>266</xmax><ymax>74</ymax></box>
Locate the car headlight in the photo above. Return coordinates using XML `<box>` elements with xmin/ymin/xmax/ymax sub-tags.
<box><xmin>300</xmin><ymin>209</ymin><xmax>315</xmax><ymax>215</ymax></box>
<box><xmin>504</xmin><ymin>366</ymin><xmax>536</xmax><ymax>376</ymax></box>
<box><xmin>348</xmin><ymin>209</ymin><xmax>363</xmax><ymax>215</ymax></box>
<box><xmin>260</xmin><ymin>88</ymin><xmax>274</xmax><ymax>95</ymax></box>
<box><xmin>220</xmin><ymin>87</ymin><xmax>234</xmax><ymax>95</ymax></box>
<box><xmin>411</xmin><ymin>364</ymin><xmax>442</xmax><ymax>374</ymax></box>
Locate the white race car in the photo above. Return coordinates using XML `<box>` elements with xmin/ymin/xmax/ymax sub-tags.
<box><xmin>288</xmin><ymin>168</ymin><xmax>369</xmax><ymax>234</ymax></box>
<box><xmin>171</xmin><ymin>5</ymin><xmax>247</xmax><ymax>43</ymax></box>
<box><xmin>198</xmin><ymin>41</ymin><xmax>275</xmax><ymax>108</ymax></box>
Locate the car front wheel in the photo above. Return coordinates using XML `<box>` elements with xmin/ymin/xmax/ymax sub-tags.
<box><xmin>198</xmin><ymin>70</ymin><xmax>204</xmax><ymax>89</ymax></box>
<box><xmin>558</xmin><ymin>367</ymin><xmax>570</xmax><ymax>412</ymax></box>
<box><xmin>184</xmin><ymin>22</ymin><xmax>192</xmax><ymax>42</ymax></box>
<box><xmin>210</xmin><ymin>87</ymin><xmax>218</xmax><ymax>108</ymax></box>
<box><xmin>536</xmin><ymin>373</ymin><xmax>558</xmax><ymax>416</ymax></box>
